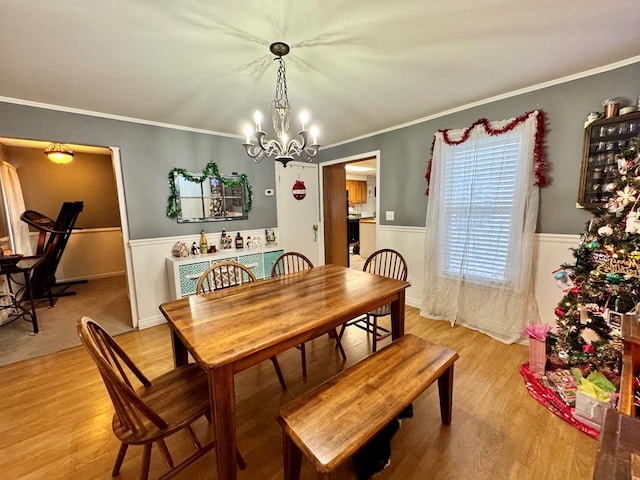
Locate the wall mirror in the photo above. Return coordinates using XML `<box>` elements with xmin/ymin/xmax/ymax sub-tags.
<box><xmin>167</xmin><ymin>163</ymin><xmax>252</xmax><ymax>223</ymax></box>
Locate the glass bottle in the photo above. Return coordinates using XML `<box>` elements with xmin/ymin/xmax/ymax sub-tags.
<box><xmin>235</xmin><ymin>232</ymin><xmax>244</xmax><ymax>249</ymax></box>
<box><xmin>199</xmin><ymin>230</ymin><xmax>208</xmax><ymax>254</ymax></box>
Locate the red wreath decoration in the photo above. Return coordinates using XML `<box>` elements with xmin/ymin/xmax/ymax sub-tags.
<box><xmin>424</xmin><ymin>110</ymin><xmax>547</xmax><ymax>195</ymax></box>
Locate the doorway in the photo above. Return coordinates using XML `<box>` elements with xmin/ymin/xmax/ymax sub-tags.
<box><xmin>0</xmin><ymin>138</ymin><xmax>135</xmax><ymax>358</ymax></box>
<box><xmin>320</xmin><ymin>151</ymin><xmax>380</xmax><ymax>268</ymax></box>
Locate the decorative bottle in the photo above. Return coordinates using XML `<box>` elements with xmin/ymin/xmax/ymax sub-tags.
<box><xmin>235</xmin><ymin>232</ymin><xmax>244</xmax><ymax>249</ymax></box>
<box><xmin>199</xmin><ymin>230</ymin><xmax>208</xmax><ymax>254</ymax></box>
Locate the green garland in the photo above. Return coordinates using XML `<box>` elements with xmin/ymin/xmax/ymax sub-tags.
<box><xmin>166</xmin><ymin>161</ymin><xmax>253</xmax><ymax>218</ymax></box>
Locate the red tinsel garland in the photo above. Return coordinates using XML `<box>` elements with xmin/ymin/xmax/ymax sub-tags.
<box><xmin>424</xmin><ymin>110</ymin><xmax>547</xmax><ymax>195</ymax></box>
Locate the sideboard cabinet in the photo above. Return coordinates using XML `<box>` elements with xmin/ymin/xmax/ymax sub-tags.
<box><xmin>166</xmin><ymin>247</ymin><xmax>284</xmax><ymax>299</ymax></box>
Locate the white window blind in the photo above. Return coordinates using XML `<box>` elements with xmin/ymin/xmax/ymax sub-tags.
<box><xmin>440</xmin><ymin>131</ymin><xmax>522</xmax><ymax>283</ymax></box>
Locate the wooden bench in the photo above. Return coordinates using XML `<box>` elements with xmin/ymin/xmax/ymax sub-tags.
<box><xmin>277</xmin><ymin>333</ymin><xmax>459</xmax><ymax>480</ymax></box>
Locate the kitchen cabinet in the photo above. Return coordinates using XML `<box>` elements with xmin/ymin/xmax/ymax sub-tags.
<box><xmin>166</xmin><ymin>247</ymin><xmax>284</xmax><ymax>299</ymax></box>
<box><xmin>346</xmin><ymin>180</ymin><xmax>367</xmax><ymax>204</ymax></box>
<box><xmin>577</xmin><ymin>112</ymin><xmax>640</xmax><ymax>210</ymax></box>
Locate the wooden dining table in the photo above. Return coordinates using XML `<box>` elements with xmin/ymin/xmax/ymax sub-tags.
<box><xmin>159</xmin><ymin>264</ymin><xmax>410</xmax><ymax>480</ymax></box>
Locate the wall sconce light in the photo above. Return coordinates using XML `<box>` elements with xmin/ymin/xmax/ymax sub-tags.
<box><xmin>44</xmin><ymin>143</ymin><xmax>74</xmax><ymax>164</ymax></box>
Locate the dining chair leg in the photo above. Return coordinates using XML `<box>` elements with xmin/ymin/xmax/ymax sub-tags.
<box><xmin>236</xmin><ymin>448</ymin><xmax>247</xmax><ymax>470</ymax></box>
<box><xmin>337</xmin><ymin>322</ymin><xmax>347</xmax><ymax>342</ymax></box>
<box><xmin>300</xmin><ymin>343</ymin><xmax>307</xmax><ymax>380</ymax></box>
<box><xmin>329</xmin><ymin>329</ymin><xmax>347</xmax><ymax>361</ymax></box>
<box><xmin>271</xmin><ymin>356</ymin><xmax>287</xmax><ymax>391</ymax></box>
<box><xmin>112</xmin><ymin>443</ymin><xmax>128</xmax><ymax>476</ymax></box>
<box><xmin>369</xmin><ymin>314</ymin><xmax>378</xmax><ymax>353</ymax></box>
<box><xmin>140</xmin><ymin>443</ymin><xmax>152</xmax><ymax>480</ymax></box>
<box><xmin>158</xmin><ymin>438</ymin><xmax>175</xmax><ymax>469</ymax></box>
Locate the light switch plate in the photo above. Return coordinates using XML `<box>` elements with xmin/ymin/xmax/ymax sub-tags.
<box><xmin>385</xmin><ymin>211</ymin><xmax>394</xmax><ymax>221</ymax></box>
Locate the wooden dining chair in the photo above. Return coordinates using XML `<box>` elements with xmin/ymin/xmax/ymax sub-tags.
<box><xmin>339</xmin><ymin>248</ymin><xmax>408</xmax><ymax>352</ymax></box>
<box><xmin>195</xmin><ymin>260</ymin><xmax>257</xmax><ymax>293</ymax></box>
<box><xmin>270</xmin><ymin>252</ymin><xmax>347</xmax><ymax>380</ymax></box>
<box><xmin>196</xmin><ymin>261</ymin><xmax>288</xmax><ymax>391</ymax></box>
<box><xmin>77</xmin><ymin>316</ymin><xmax>245</xmax><ymax>480</ymax></box>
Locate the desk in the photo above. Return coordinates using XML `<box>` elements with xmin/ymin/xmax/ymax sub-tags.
<box><xmin>159</xmin><ymin>264</ymin><xmax>410</xmax><ymax>480</ymax></box>
<box><xmin>0</xmin><ymin>255</ymin><xmax>49</xmax><ymax>333</ymax></box>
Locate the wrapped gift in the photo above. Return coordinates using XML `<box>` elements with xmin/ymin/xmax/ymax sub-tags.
<box><xmin>571</xmin><ymin>368</ymin><xmax>615</xmax><ymax>430</ymax></box>
<box><xmin>529</xmin><ymin>339</ymin><xmax>546</xmax><ymax>376</ymax></box>
<box><xmin>573</xmin><ymin>390</ymin><xmax>611</xmax><ymax>430</ymax></box>
<box><xmin>521</xmin><ymin>324</ymin><xmax>552</xmax><ymax>377</ymax></box>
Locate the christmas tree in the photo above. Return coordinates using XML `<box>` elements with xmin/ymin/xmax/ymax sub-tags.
<box><xmin>548</xmin><ymin>137</ymin><xmax>640</xmax><ymax>376</ymax></box>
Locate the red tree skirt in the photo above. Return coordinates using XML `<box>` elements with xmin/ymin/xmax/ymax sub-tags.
<box><xmin>519</xmin><ymin>363</ymin><xmax>600</xmax><ymax>440</ymax></box>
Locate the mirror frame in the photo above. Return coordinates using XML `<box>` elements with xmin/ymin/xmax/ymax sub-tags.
<box><xmin>166</xmin><ymin>162</ymin><xmax>253</xmax><ymax>223</ymax></box>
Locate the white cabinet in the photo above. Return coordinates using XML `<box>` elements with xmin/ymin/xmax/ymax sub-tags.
<box><xmin>166</xmin><ymin>247</ymin><xmax>284</xmax><ymax>299</ymax></box>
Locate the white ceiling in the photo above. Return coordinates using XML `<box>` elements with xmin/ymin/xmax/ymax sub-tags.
<box><xmin>1</xmin><ymin>1</ymin><xmax>640</xmax><ymax>147</ymax></box>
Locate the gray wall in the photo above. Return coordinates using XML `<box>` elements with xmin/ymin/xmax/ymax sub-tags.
<box><xmin>319</xmin><ymin>61</ymin><xmax>640</xmax><ymax>234</ymax></box>
<box><xmin>0</xmin><ymin>61</ymin><xmax>638</xmax><ymax>239</ymax></box>
<box><xmin>0</xmin><ymin>103</ymin><xmax>278</xmax><ymax>240</ymax></box>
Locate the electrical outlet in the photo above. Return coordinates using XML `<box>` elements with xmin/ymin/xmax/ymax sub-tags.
<box><xmin>385</xmin><ymin>211</ymin><xmax>394</xmax><ymax>221</ymax></box>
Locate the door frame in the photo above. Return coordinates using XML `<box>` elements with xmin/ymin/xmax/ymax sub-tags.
<box><xmin>319</xmin><ymin>150</ymin><xmax>380</xmax><ymax>265</ymax></box>
<box><xmin>109</xmin><ymin>147</ymin><xmax>138</xmax><ymax>327</ymax></box>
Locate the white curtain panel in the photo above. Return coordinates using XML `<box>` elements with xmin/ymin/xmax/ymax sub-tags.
<box><xmin>0</xmin><ymin>160</ymin><xmax>34</xmax><ymax>325</ymax></box>
<box><xmin>0</xmin><ymin>161</ymin><xmax>33</xmax><ymax>256</ymax></box>
<box><xmin>421</xmin><ymin>113</ymin><xmax>540</xmax><ymax>343</ymax></box>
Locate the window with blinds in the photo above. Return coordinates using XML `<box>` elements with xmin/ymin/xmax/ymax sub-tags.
<box><xmin>440</xmin><ymin>131</ymin><xmax>522</xmax><ymax>283</ymax></box>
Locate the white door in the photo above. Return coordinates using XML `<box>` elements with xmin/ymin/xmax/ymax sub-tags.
<box><xmin>276</xmin><ymin>161</ymin><xmax>320</xmax><ymax>265</ymax></box>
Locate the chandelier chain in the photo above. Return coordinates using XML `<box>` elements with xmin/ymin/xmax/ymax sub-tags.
<box><xmin>272</xmin><ymin>57</ymin><xmax>291</xmax><ymax>135</ymax></box>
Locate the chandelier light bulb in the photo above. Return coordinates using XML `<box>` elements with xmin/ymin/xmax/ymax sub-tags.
<box><xmin>253</xmin><ymin>111</ymin><xmax>262</xmax><ymax>131</ymax></box>
<box><xmin>311</xmin><ymin>126</ymin><xmax>319</xmax><ymax>145</ymax></box>
<box><xmin>243</xmin><ymin>124</ymin><xmax>254</xmax><ymax>143</ymax></box>
<box><xmin>300</xmin><ymin>110</ymin><xmax>309</xmax><ymax>131</ymax></box>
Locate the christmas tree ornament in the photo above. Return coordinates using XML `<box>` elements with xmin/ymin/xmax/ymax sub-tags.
<box><xmin>625</xmin><ymin>210</ymin><xmax>640</xmax><ymax>234</ymax></box>
<box><xmin>606</xmin><ymin>273</ymin><xmax>623</xmax><ymax>284</ymax></box>
<box><xmin>597</xmin><ymin>226</ymin><xmax>614</xmax><ymax>236</ymax></box>
<box><xmin>617</xmin><ymin>184</ymin><xmax>637</xmax><ymax>205</ymax></box>
<box><xmin>587</xmin><ymin>240</ymin><xmax>599</xmax><ymax>250</ymax></box>
<box><xmin>589</xmin><ymin>270</ymin><xmax>603</xmax><ymax>280</ymax></box>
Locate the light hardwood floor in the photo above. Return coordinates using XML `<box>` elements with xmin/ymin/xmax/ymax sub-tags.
<box><xmin>0</xmin><ymin>306</ymin><xmax>597</xmax><ymax>480</ymax></box>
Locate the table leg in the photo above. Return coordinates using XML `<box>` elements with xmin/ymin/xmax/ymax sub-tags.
<box><xmin>23</xmin><ymin>271</ymin><xmax>39</xmax><ymax>334</ymax></box>
<box><xmin>209</xmin><ymin>365</ymin><xmax>238</xmax><ymax>480</ymax></box>
<box><xmin>171</xmin><ymin>329</ymin><xmax>189</xmax><ymax>368</ymax></box>
<box><xmin>390</xmin><ymin>289</ymin><xmax>406</xmax><ymax>340</ymax></box>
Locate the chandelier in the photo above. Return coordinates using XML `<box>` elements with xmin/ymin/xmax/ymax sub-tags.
<box><xmin>242</xmin><ymin>42</ymin><xmax>319</xmax><ymax>167</ymax></box>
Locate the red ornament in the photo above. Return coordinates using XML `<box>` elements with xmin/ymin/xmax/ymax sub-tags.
<box><xmin>292</xmin><ymin>180</ymin><xmax>306</xmax><ymax>200</ymax></box>
<box><xmin>554</xmin><ymin>306</ymin><xmax>567</xmax><ymax>318</ymax></box>
<box><xmin>582</xmin><ymin>344</ymin><xmax>595</xmax><ymax>354</ymax></box>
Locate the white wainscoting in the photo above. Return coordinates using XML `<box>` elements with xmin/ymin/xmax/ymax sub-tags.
<box><xmin>532</xmin><ymin>233</ymin><xmax>581</xmax><ymax>326</ymax></box>
<box><xmin>127</xmin><ymin>227</ymin><xmax>579</xmax><ymax>331</ymax></box>
<box><xmin>376</xmin><ymin>226</ymin><xmax>579</xmax><ymax>327</ymax></box>
<box><xmin>130</xmin><ymin>229</ymin><xmax>278</xmax><ymax>329</ymax></box>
